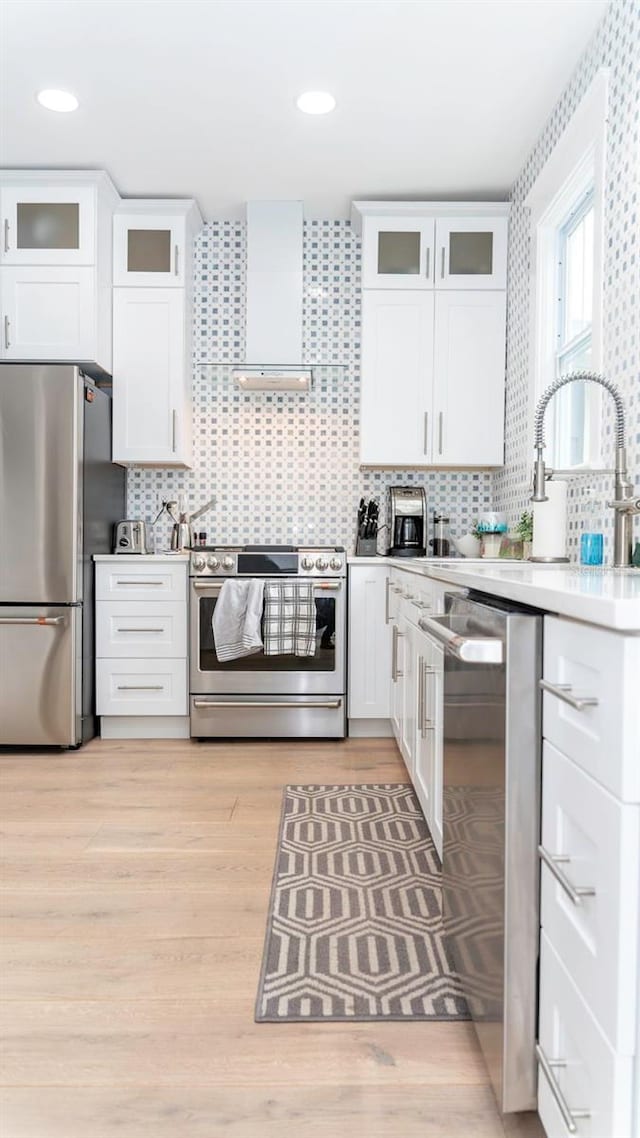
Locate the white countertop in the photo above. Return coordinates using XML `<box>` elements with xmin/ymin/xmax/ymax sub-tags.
<box><xmin>348</xmin><ymin>555</ymin><xmax>640</xmax><ymax>631</ymax></box>
<box><xmin>93</xmin><ymin>553</ymin><xmax>190</xmax><ymax>562</ymax></box>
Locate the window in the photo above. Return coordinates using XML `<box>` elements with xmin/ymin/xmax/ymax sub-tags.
<box><xmin>526</xmin><ymin>70</ymin><xmax>608</xmax><ymax>471</ymax></box>
<box><xmin>550</xmin><ymin>188</ymin><xmax>595</xmax><ymax>468</ymax></box>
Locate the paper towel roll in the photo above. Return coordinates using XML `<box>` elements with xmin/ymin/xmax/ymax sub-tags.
<box><xmin>532</xmin><ymin>480</ymin><xmax>568</xmax><ymax>560</ymax></box>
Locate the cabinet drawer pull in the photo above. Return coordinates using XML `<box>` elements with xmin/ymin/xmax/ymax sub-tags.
<box><xmin>418</xmin><ymin>655</ymin><xmax>424</xmax><ymax>733</ymax></box>
<box><xmin>4</xmin><ymin>315</ymin><xmax>10</xmax><ymax>350</ymax></box>
<box><xmin>536</xmin><ymin>1044</ymin><xmax>590</xmax><ymax>1133</ymax></box>
<box><xmin>425</xmin><ymin>247</ymin><xmax>430</xmax><ymax>279</ymax></box>
<box><xmin>539</xmin><ymin>679</ymin><xmax>599</xmax><ymax>711</ymax></box>
<box><xmin>423</xmin><ymin>411</ymin><xmax>429</xmax><ymax>455</ymax></box>
<box><xmin>538</xmin><ymin>845</ymin><xmax>596</xmax><ymax>906</ymax></box>
<box><xmin>116</xmin><ymin>627</ymin><xmax>165</xmax><ymax>633</ymax></box>
<box><xmin>438</xmin><ymin>411</ymin><xmax>444</xmax><ymax>455</ymax></box>
<box><xmin>174</xmin><ymin>244</ymin><xmax>179</xmax><ymax>276</ymax></box>
<box><xmin>115</xmin><ymin>580</ymin><xmax>164</xmax><ymax>586</ymax></box>
<box><xmin>116</xmin><ymin>684</ymin><xmax>164</xmax><ymax>691</ymax></box>
<box><xmin>392</xmin><ymin>625</ymin><xmax>403</xmax><ymax>682</ymax></box>
<box><xmin>172</xmin><ymin>409</ymin><xmax>177</xmax><ymax>453</ymax></box>
<box><xmin>440</xmin><ymin>247</ymin><xmax>445</xmax><ymax>278</ymax></box>
<box><xmin>385</xmin><ymin>576</ymin><xmax>391</xmax><ymax>625</ymax></box>
<box><xmin>193</xmin><ymin>699</ymin><xmax>342</xmax><ymax>710</ymax></box>
<box><xmin>3</xmin><ymin>218</ymin><xmax>9</xmax><ymax>253</ymax></box>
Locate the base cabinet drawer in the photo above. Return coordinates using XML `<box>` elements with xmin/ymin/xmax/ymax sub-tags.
<box><xmin>541</xmin><ymin>741</ymin><xmax>639</xmax><ymax>1053</ymax></box>
<box><xmin>97</xmin><ymin>658</ymin><xmax>187</xmax><ymax>716</ymax></box>
<box><xmin>538</xmin><ymin>933</ymin><xmax>633</xmax><ymax>1138</ymax></box>
<box><xmin>543</xmin><ymin>616</ymin><xmax>640</xmax><ymax>801</ymax></box>
<box><xmin>95</xmin><ymin>562</ymin><xmax>187</xmax><ymax>602</ymax></box>
<box><xmin>96</xmin><ymin>602</ymin><xmax>186</xmax><ymax>658</ymax></box>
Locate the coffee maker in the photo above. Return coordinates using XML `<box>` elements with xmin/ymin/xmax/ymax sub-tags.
<box><xmin>388</xmin><ymin>486</ymin><xmax>427</xmax><ymax>557</ymax></box>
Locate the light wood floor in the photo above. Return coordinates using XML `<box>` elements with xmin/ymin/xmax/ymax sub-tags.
<box><xmin>0</xmin><ymin>737</ymin><xmax>544</xmax><ymax>1137</ymax></box>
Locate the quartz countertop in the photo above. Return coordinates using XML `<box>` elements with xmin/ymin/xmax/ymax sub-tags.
<box><xmin>93</xmin><ymin>553</ymin><xmax>190</xmax><ymax>562</ymax></box>
<box><xmin>348</xmin><ymin>555</ymin><xmax>640</xmax><ymax>631</ymax></box>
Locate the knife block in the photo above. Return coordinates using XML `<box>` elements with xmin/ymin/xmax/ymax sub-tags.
<box><xmin>355</xmin><ymin>537</ymin><xmax>378</xmax><ymax>557</ymax></box>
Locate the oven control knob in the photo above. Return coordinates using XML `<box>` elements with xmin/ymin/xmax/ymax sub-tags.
<box><xmin>330</xmin><ymin>557</ymin><xmax>343</xmax><ymax>571</ymax></box>
<box><xmin>301</xmin><ymin>556</ymin><xmax>315</xmax><ymax>571</ymax></box>
<box><xmin>315</xmin><ymin>557</ymin><xmax>328</xmax><ymax>571</ymax></box>
<box><xmin>207</xmin><ymin>556</ymin><xmax>220</xmax><ymax>570</ymax></box>
<box><xmin>193</xmin><ymin>556</ymin><xmax>206</xmax><ymax>572</ymax></box>
<box><xmin>222</xmin><ymin>556</ymin><xmax>234</xmax><ymax>571</ymax></box>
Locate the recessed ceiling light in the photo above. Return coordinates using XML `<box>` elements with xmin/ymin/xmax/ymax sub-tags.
<box><xmin>36</xmin><ymin>89</ymin><xmax>79</xmax><ymax>113</ymax></box>
<box><xmin>296</xmin><ymin>91</ymin><xmax>336</xmax><ymax>116</ymax></box>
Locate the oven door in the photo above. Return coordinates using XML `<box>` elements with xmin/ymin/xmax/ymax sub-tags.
<box><xmin>190</xmin><ymin>576</ymin><xmax>345</xmax><ymax>695</ymax></box>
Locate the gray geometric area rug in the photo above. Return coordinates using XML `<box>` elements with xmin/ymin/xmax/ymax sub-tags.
<box><xmin>255</xmin><ymin>784</ymin><xmax>470</xmax><ymax>1022</ymax></box>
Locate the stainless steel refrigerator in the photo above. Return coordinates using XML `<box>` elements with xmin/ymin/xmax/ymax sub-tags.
<box><xmin>0</xmin><ymin>363</ymin><xmax>126</xmax><ymax>746</ymax></box>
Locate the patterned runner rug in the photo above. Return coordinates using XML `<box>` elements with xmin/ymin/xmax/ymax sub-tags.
<box><xmin>255</xmin><ymin>784</ymin><xmax>469</xmax><ymax>1022</ymax></box>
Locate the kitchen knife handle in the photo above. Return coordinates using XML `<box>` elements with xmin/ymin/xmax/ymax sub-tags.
<box><xmin>3</xmin><ymin>219</ymin><xmax>9</xmax><ymax>253</ymax></box>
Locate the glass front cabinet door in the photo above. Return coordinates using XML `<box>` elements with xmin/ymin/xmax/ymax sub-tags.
<box><xmin>0</xmin><ymin>186</ymin><xmax>96</xmax><ymax>265</ymax></box>
<box><xmin>435</xmin><ymin>216</ymin><xmax>508</xmax><ymax>289</ymax></box>
<box><xmin>113</xmin><ymin>214</ymin><xmax>186</xmax><ymax>287</ymax></box>
<box><xmin>361</xmin><ymin>217</ymin><xmax>435</xmax><ymax>289</ymax></box>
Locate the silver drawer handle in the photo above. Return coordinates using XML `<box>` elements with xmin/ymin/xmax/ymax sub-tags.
<box><xmin>115</xmin><ymin>580</ymin><xmax>164</xmax><ymax>586</ymax></box>
<box><xmin>536</xmin><ymin>1044</ymin><xmax>590</xmax><ymax>1133</ymax></box>
<box><xmin>117</xmin><ymin>684</ymin><xmax>164</xmax><ymax>691</ymax></box>
<box><xmin>385</xmin><ymin>576</ymin><xmax>391</xmax><ymax>625</ymax></box>
<box><xmin>193</xmin><ymin>699</ymin><xmax>342</xmax><ymax>710</ymax></box>
<box><xmin>116</xmin><ymin>627</ymin><xmax>164</xmax><ymax>633</ymax></box>
<box><xmin>538</xmin><ymin>845</ymin><xmax>596</xmax><ymax>906</ymax></box>
<box><xmin>540</xmin><ymin>679</ymin><xmax>599</xmax><ymax>711</ymax></box>
<box><xmin>3</xmin><ymin>218</ymin><xmax>9</xmax><ymax>253</ymax></box>
<box><xmin>4</xmin><ymin>315</ymin><xmax>10</xmax><ymax>350</ymax></box>
<box><xmin>0</xmin><ymin>616</ymin><xmax>64</xmax><ymax>626</ymax></box>
<box><xmin>174</xmin><ymin>244</ymin><xmax>179</xmax><ymax>276</ymax></box>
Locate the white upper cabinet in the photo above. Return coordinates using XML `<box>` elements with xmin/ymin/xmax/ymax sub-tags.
<box><xmin>360</xmin><ymin>290</ymin><xmax>435</xmax><ymax>465</ymax></box>
<box><xmin>113</xmin><ymin>207</ymin><xmax>188</xmax><ymax>287</ymax></box>
<box><xmin>361</xmin><ymin>216</ymin><xmax>435</xmax><ymax>289</ymax></box>
<box><xmin>352</xmin><ymin>200</ymin><xmax>509</xmax><ymax>468</ymax></box>
<box><xmin>432</xmin><ymin>291</ymin><xmax>506</xmax><ymax>466</ymax></box>
<box><xmin>0</xmin><ymin>184</ymin><xmax>96</xmax><ymax>265</ymax></box>
<box><xmin>435</xmin><ymin>216</ymin><xmax>508</xmax><ymax>290</ymax></box>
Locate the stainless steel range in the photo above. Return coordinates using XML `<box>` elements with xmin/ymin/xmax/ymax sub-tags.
<box><xmin>189</xmin><ymin>545</ymin><xmax>346</xmax><ymax>738</ymax></box>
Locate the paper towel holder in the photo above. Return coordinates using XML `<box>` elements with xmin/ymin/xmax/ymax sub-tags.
<box><xmin>529</xmin><ymin>474</ymin><xmax>570</xmax><ymax>563</ymax></box>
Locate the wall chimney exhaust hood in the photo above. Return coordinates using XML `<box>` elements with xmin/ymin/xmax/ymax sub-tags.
<box><xmin>232</xmin><ymin>201</ymin><xmax>312</xmax><ymax>392</ymax></box>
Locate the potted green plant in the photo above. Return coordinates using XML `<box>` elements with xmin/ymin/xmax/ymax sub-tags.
<box><xmin>515</xmin><ymin>511</ymin><xmax>533</xmax><ymax>560</ymax></box>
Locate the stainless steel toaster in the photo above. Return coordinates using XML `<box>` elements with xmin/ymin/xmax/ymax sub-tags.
<box><xmin>114</xmin><ymin>519</ymin><xmax>149</xmax><ymax>554</ymax></box>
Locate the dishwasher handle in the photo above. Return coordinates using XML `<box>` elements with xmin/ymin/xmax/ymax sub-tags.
<box><xmin>418</xmin><ymin>615</ymin><xmax>503</xmax><ymax>664</ymax></box>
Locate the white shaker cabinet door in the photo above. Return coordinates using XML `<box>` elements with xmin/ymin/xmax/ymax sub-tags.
<box><xmin>1</xmin><ymin>266</ymin><xmax>96</xmax><ymax>360</ymax></box>
<box><xmin>432</xmin><ymin>290</ymin><xmax>506</xmax><ymax>467</ymax></box>
<box><xmin>360</xmin><ymin>289</ymin><xmax>435</xmax><ymax>465</ymax></box>
<box><xmin>348</xmin><ymin>567</ymin><xmax>392</xmax><ymax>719</ymax></box>
<box><xmin>112</xmin><ymin>287</ymin><xmax>190</xmax><ymax>466</ymax></box>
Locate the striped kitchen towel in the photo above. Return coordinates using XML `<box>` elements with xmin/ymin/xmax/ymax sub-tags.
<box><xmin>263</xmin><ymin>581</ymin><xmax>316</xmax><ymax>657</ymax></box>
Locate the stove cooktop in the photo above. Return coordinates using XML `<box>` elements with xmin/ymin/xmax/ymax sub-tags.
<box><xmin>189</xmin><ymin>545</ymin><xmax>346</xmax><ymax>578</ymax></box>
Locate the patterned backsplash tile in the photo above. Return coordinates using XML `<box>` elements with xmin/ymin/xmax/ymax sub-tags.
<box><xmin>127</xmin><ymin>220</ymin><xmax>493</xmax><ymax>552</ymax></box>
<box><xmin>493</xmin><ymin>0</ymin><xmax>639</xmax><ymax>562</ymax></box>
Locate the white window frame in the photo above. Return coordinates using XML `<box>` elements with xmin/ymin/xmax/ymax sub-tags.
<box><xmin>525</xmin><ymin>69</ymin><xmax>608</xmax><ymax>472</ymax></box>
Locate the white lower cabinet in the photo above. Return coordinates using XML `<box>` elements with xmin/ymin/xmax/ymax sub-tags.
<box><xmin>538</xmin><ymin>615</ymin><xmax>640</xmax><ymax>1138</ymax></box>
<box><xmin>348</xmin><ymin>565</ymin><xmax>392</xmax><ymax>721</ymax></box>
<box><xmin>538</xmin><ymin>933</ymin><xmax>633</xmax><ymax>1138</ymax></box>
<box><xmin>95</xmin><ymin>558</ymin><xmax>189</xmax><ymax>736</ymax></box>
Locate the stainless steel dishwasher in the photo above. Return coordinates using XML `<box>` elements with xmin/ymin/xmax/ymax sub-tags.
<box><xmin>418</xmin><ymin>590</ymin><xmax>542</xmax><ymax>1114</ymax></box>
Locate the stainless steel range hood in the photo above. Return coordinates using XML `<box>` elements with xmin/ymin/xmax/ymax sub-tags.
<box><xmin>232</xmin><ymin>201</ymin><xmax>312</xmax><ymax>392</ymax></box>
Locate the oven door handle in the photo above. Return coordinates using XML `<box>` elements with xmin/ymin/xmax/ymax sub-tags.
<box><xmin>192</xmin><ymin>699</ymin><xmax>343</xmax><ymax>710</ymax></box>
<box><xmin>191</xmin><ymin>579</ymin><xmax>343</xmax><ymax>591</ymax></box>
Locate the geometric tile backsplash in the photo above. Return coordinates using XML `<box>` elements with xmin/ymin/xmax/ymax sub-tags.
<box><xmin>493</xmin><ymin>0</ymin><xmax>639</xmax><ymax>562</ymax></box>
<box><xmin>127</xmin><ymin>219</ymin><xmax>493</xmax><ymax>553</ymax></box>
<box><xmin>128</xmin><ymin>0</ymin><xmax>637</xmax><ymax>562</ymax></box>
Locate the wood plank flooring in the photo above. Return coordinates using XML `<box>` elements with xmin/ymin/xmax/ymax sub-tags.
<box><xmin>0</xmin><ymin>737</ymin><xmax>544</xmax><ymax>1137</ymax></box>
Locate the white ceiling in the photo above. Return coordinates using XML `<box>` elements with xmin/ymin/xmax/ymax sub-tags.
<box><xmin>0</xmin><ymin>0</ymin><xmax>608</xmax><ymax>219</ymax></box>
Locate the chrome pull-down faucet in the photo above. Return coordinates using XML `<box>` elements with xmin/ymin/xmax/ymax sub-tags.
<box><xmin>531</xmin><ymin>371</ymin><xmax>639</xmax><ymax>567</ymax></box>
